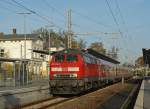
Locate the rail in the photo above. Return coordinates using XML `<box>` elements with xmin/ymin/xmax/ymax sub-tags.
<box><xmin>120</xmin><ymin>80</ymin><xmax>142</xmax><ymax>109</ymax></box>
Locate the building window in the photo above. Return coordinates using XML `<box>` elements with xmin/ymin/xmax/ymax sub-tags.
<box><xmin>0</xmin><ymin>49</ymin><xmax>4</xmax><ymax>57</ymax></box>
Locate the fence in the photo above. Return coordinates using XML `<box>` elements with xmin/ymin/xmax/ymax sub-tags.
<box><xmin>0</xmin><ymin>61</ymin><xmax>49</xmax><ymax>89</ymax></box>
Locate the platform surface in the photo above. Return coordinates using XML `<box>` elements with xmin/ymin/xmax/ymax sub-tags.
<box><xmin>134</xmin><ymin>77</ymin><xmax>150</xmax><ymax>109</ymax></box>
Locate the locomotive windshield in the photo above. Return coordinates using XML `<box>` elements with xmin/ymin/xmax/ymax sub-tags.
<box><xmin>67</xmin><ymin>54</ymin><xmax>78</xmax><ymax>62</ymax></box>
<box><xmin>55</xmin><ymin>54</ymin><xmax>65</xmax><ymax>62</ymax></box>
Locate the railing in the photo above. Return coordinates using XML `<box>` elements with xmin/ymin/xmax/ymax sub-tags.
<box><xmin>0</xmin><ymin>70</ymin><xmax>49</xmax><ymax>90</ymax></box>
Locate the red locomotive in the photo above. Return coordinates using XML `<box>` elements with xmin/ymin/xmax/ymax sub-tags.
<box><xmin>49</xmin><ymin>48</ymin><xmax>130</xmax><ymax>94</ymax></box>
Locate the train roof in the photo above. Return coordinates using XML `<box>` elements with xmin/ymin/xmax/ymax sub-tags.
<box><xmin>87</xmin><ymin>49</ymin><xmax>120</xmax><ymax>64</ymax></box>
<box><xmin>50</xmin><ymin>48</ymin><xmax>120</xmax><ymax>64</ymax></box>
<box><xmin>52</xmin><ymin>48</ymin><xmax>81</xmax><ymax>55</ymax></box>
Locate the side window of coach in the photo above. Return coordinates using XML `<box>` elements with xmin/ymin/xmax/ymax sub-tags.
<box><xmin>83</xmin><ymin>55</ymin><xmax>90</xmax><ymax>63</ymax></box>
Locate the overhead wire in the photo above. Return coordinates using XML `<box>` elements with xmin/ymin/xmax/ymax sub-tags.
<box><xmin>41</xmin><ymin>0</ymin><xmax>66</xmax><ymax>28</ymax></box>
<box><xmin>115</xmin><ymin>0</ymin><xmax>138</xmax><ymax>54</ymax></box>
<box><xmin>1</xmin><ymin>0</ymin><xmax>138</xmax><ymax>62</ymax></box>
<box><xmin>0</xmin><ymin>3</ymin><xmax>17</xmax><ymax>13</ymax></box>
<box><xmin>11</xmin><ymin>0</ymin><xmax>64</xmax><ymax>30</ymax></box>
<box><xmin>104</xmin><ymin>0</ymin><xmax>122</xmax><ymax>35</ymax></box>
<box><xmin>43</xmin><ymin>0</ymin><xmax>66</xmax><ymax>19</ymax></box>
<box><xmin>114</xmin><ymin>0</ymin><xmax>138</xmax><ymax>62</ymax></box>
<box><xmin>72</xmin><ymin>10</ymin><xmax>114</xmax><ymax>29</ymax></box>
<box><xmin>38</xmin><ymin>0</ymin><xmax>115</xmax><ymax>31</ymax></box>
<box><xmin>104</xmin><ymin>0</ymin><xmax>131</xmax><ymax>62</ymax></box>
<box><xmin>1</xmin><ymin>0</ymin><xmax>84</xmax><ymax>35</ymax></box>
<box><xmin>41</xmin><ymin>0</ymin><xmax>89</xmax><ymax>31</ymax></box>
<box><xmin>0</xmin><ymin>0</ymin><xmax>51</xmax><ymax>28</ymax></box>
<box><xmin>0</xmin><ymin>0</ymin><xmax>23</xmax><ymax>9</ymax></box>
<box><xmin>40</xmin><ymin>0</ymin><xmax>116</xmax><ymax>45</ymax></box>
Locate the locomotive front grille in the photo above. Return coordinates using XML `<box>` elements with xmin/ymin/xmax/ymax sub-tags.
<box><xmin>53</xmin><ymin>73</ymin><xmax>77</xmax><ymax>79</ymax></box>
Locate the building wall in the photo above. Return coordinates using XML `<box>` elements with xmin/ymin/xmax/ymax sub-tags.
<box><xmin>0</xmin><ymin>40</ymin><xmax>32</xmax><ymax>59</ymax></box>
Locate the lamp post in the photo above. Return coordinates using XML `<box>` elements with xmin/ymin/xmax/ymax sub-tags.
<box><xmin>45</xmin><ymin>25</ymin><xmax>54</xmax><ymax>79</ymax></box>
<box><xmin>18</xmin><ymin>12</ymin><xmax>31</xmax><ymax>59</ymax></box>
<box><xmin>18</xmin><ymin>12</ymin><xmax>31</xmax><ymax>85</ymax></box>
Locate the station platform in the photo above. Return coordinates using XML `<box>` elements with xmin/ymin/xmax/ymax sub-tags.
<box><xmin>0</xmin><ymin>79</ymin><xmax>49</xmax><ymax>91</ymax></box>
<box><xmin>0</xmin><ymin>80</ymin><xmax>50</xmax><ymax>109</ymax></box>
<box><xmin>134</xmin><ymin>77</ymin><xmax>150</xmax><ymax>109</ymax></box>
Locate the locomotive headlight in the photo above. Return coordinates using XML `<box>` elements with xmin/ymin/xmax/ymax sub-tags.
<box><xmin>53</xmin><ymin>74</ymin><xmax>57</xmax><ymax>77</ymax></box>
<box><xmin>68</xmin><ymin>67</ymin><xmax>79</xmax><ymax>71</ymax></box>
<box><xmin>51</xmin><ymin>67</ymin><xmax>62</xmax><ymax>71</ymax></box>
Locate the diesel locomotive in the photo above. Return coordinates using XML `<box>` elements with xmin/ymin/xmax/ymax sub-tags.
<box><xmin>49</xmin><ymin>48</ymin><xmax>131</xmax><ymax>94</ymax></box>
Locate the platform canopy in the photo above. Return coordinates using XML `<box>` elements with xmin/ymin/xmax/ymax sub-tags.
<box><xmin>87</xmin><ymin>49</ymin><xmax>120</xmax><ymax>64</ymax></box>
<box><xmin>0</xmin><ymin>57</ymin><xmax>29</xmax><ymax>62</ymax></box>
<box><xmin>31</xmin><ymin>49</ymin><xmax>57</xmax><ymax>55</ymax></box>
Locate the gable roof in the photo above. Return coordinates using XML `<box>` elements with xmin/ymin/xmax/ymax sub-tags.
<box><xmin>0</xmin><ymin>34</ymin><xmax>41</xmax><ymax>41</ymax></box>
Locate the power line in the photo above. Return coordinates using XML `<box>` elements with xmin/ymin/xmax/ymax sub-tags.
<box><xmin>41</xmin><ymin>0</ymin><xmax>66</xmax><ymax>25</ymax></box>
<box><xmin>72</xmin><ymin>10</ymin><xmax>113</xmax><ymax>29</ymax></box>
<box><xmin>104</xmin><ymin>0</ymin><xmax>137</xmax><ymax>62</ymax></box>
<box><xmin>2</xmin><ymin>0</ymin><xmax>84</xmax><ymax>33</ymax></box>
<box><xmin>42</xmin><ymin>0</ymin><xmax>66</xmax><ymax>18</ymax></box>
<box><xmin>114</xmin><ymin>0</ymin><xmax>138</xmax><ymax>56</ymax></box>
<box><xmin>1</xmin><ymin>0</ymin><xmax>42</xmax><ymax>25</ymax></box>
<box><xmin>11</xmin><ymin>0</ymin><xmax>64</xmax><ymax>30</ymax></box>
<box><xmin>0</xmin><ymin>0</ymin><xmax>22</xmax><ymax>8</ymax></box>
<box><xmin>41</xmin><ymin>0</ymin><xmax>120</xmax><ymax>31</ymax></box>
<box><xmin>0</xmin><ymin>3</ymin><xmax>17</xmax><ymax>13</ymax></box>
<box><xmin>0</xmin><ymin>1</ymin><xmax>52</xmax><ymax>28</ymax></box>
<box><xmin>104</xmin><ymin>0</ymin><xmax>122</xmax><ymax>35</ymax></box>
<box><xmin>114</xmin><ymin>0</ymin><xmax>126</xmax><ymax>27</ymax></box>
<box><xmin>0</xmin><ymin>0</ymin><xmax>27</xmax><ymax>13</ymax></box>
<box><xmin>11</xmin><ymin>0</ymin><xmax>51</xmax><ymax>23</ymax></box>
<box><xmin>41</xmin><ymin>0</ymin><xmax>85</xmax><ymax>30</ymax></box>
<box><xmin>114</xmin><ymin>0</ymin><xmax>137</xmax><ymax>48</ymax></box>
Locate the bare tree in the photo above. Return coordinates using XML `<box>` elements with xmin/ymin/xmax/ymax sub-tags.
<box><xmin>107</xmin><ymin>46</ymin><xmax>119</xmax><ymax>59</ymax></box>
<box><xmin>78</xmin><ymin>39</ymin><xmax>86</xmax><ymax>49</ymax></box>
<box><xmin>89</xmin><ymin>42</ymin><xmax>106</xmax><ymax>54</ymax></box>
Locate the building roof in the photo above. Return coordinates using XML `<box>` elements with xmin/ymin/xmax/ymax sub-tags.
<box><xmin>0</xmin><ymin>33</ymin><xmax>41</xmax><ymax>41</ymax></box>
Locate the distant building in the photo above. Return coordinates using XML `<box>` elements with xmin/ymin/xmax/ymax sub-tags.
<box><xmin>142</xmin><ymin>48</ymin><xmax>150</xmax><ymax>67</ymax></box>
<box><xmin>49</xmin><ymin>47</ymin><xmax>64</xmax><ymax>52</ymax></box>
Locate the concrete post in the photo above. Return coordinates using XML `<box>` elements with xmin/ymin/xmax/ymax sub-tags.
<box><xmin>122</xmin><ymin>77</ymin><xmax>124</xmax><ymax>84</ymax></box>
<box><xmin>26</xmin><ymin>62</ymin><xmax>29</xmax><ymax>85</ymax></box>
<box><xmin>22</xmin><ymin>61</ymin><xmax>25</xmax><ymax>86</ymax></box>
<box><xmin>13</xmin><ymin>62</ymin><xmax>16</xmax><ymax>87</ymax></box>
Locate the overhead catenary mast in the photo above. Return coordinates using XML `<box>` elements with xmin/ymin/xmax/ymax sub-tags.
<box><xmin>67</xmin><ymin>9</ymin><xmax>72</xmax><ymax>48</ymax></box>
<box><xmin>66</xmin><ymin>9</ymin><xmax>120</xmax><ymax>49</ymax></box>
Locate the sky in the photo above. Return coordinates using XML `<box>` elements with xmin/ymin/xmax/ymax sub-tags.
<box><xmin>0</xmin><ymin>0</ymin><xmax>150</xmax><ymax>64</ymax></box>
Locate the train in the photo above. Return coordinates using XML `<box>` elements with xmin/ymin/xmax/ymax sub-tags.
<box><xmin>49</xmin><ymin>48</ymin><xmax>131</xmax><ymax>94</ymax></box>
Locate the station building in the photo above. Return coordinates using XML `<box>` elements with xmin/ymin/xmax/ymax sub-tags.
<box><xmin>0</xmin><ymin>30</ymin><xmax>48</xmax><ymax>85</ymax></box>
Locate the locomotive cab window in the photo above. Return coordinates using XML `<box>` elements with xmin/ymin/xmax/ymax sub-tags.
<box><xmin>55</xmin><ymin>54</ymin><xmax>65</xmax><ymax>62</ymax></box>
<box><xmin>67</xmin><ymin>54</ymin><xmax>78</xmax><ymax>62</ymax></box>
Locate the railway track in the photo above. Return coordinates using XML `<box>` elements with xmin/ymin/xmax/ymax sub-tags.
<box><xmin>19</xmin><ymin>96</ymin><xmax>76</xmax><ymax>109</ymax></box>
<box><xmin>13</xmin><ymin>79</ymin><xmax>140</xmax><ymax>109</ymax></box>
<box><xmin>18</xmin><ymin>82</ymin><xmax>109</xmax><ymax>109</ymax></box>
